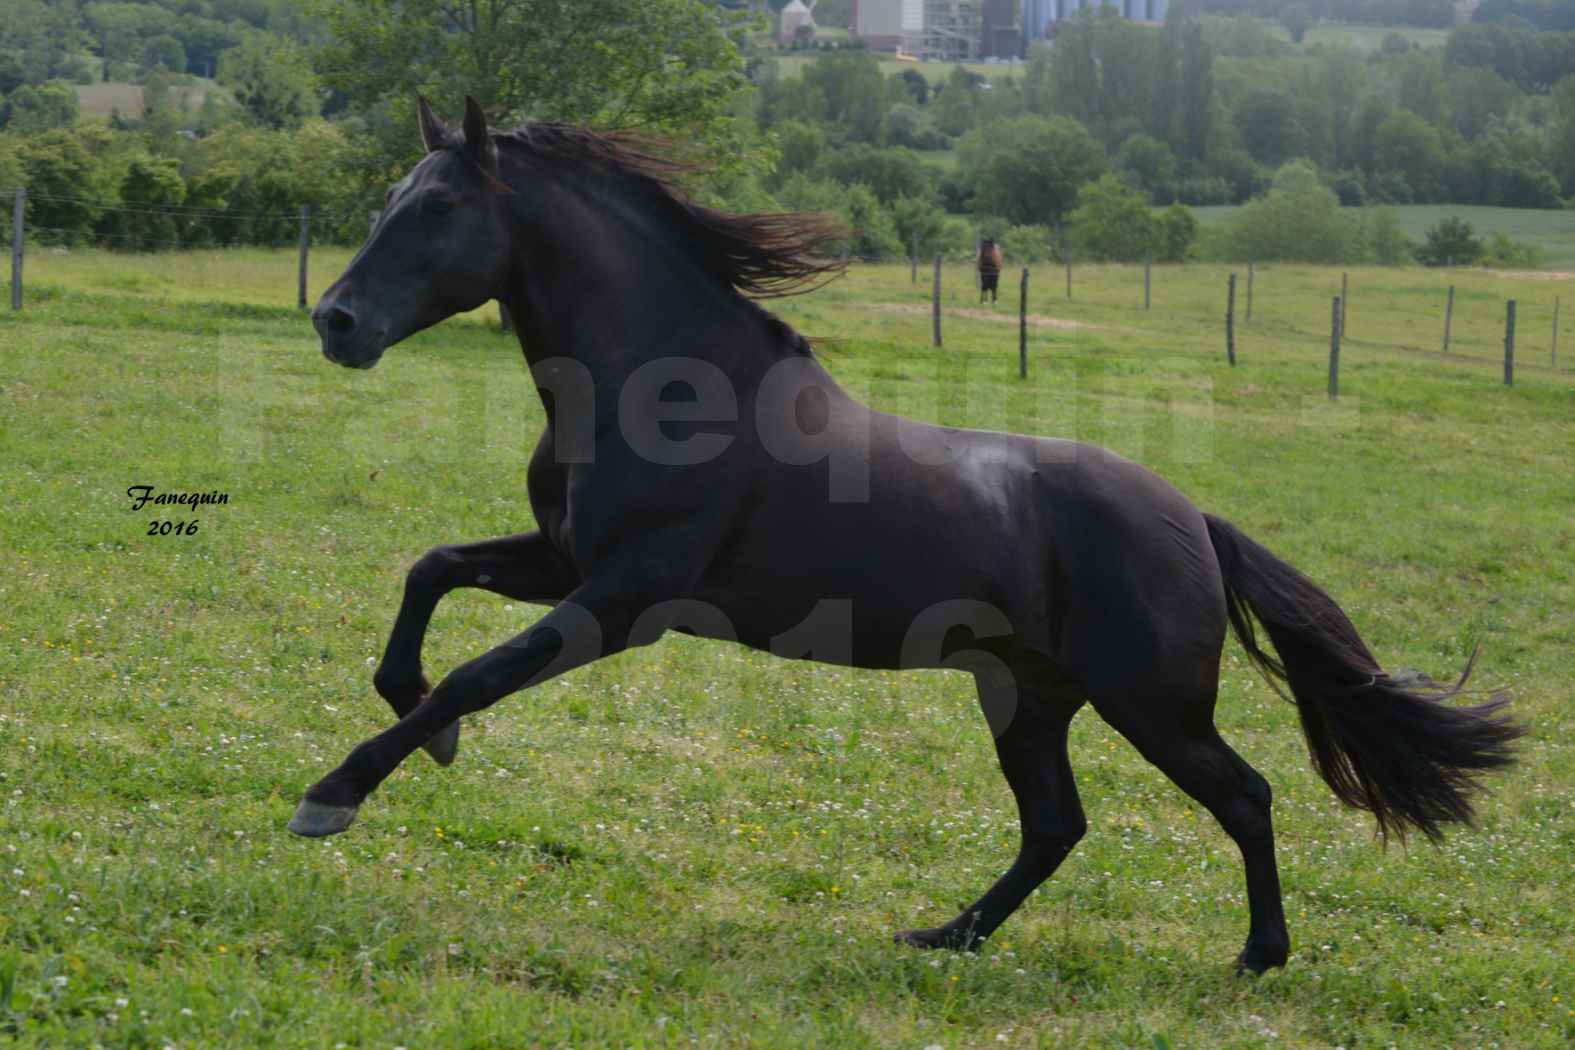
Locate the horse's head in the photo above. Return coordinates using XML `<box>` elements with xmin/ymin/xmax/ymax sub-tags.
<box><xmin>313</xmin><ymin>97</ymin><xmax>513</xmax><ymax>368</ymax></box>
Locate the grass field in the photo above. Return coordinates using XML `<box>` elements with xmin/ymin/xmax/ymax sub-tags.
<box><xmin>1271</xmin><ymin>20</ymin><xmax>1451</xmax><ymax>51</ymax></box>
<box><xmin>74</xmin><ymin>79</ymin><xmax>221</xmax><ymax>121</ymax></box>
<box><xmin>771</xmin><ymin>52</ymin><xmax>1024</xmax><ymax>85</ymax></box>
<box><xmin>2</xmin><ymin>248</ymin><xmax>1572</xmax><ymax>1047</ymax></box>
<box><xmin>1194</xmin><ymin>204</ymin><xmax>1575</xmax><ymax>271</ymax></box>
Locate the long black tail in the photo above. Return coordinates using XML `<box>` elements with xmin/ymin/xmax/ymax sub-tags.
<box><xmin>1204</xmin><ymin>514</ymin><xmax>1524</xmax><ymax>842</ymax></box>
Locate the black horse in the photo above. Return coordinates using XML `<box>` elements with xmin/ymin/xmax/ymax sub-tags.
<box><xmin>292</xmin><ymin>98</ymin><xmax>1522</xmax><ymax>974</ymax></box>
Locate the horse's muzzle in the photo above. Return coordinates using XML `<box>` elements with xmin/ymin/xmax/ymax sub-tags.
<box><xmin>313</xmin><ymin>298</ymin><xmax>385</xmax><ymax>368</ymax></box>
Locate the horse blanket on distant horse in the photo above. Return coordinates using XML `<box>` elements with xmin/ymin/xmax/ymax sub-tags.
<box><xmin>978</xmin><ymin>239</ymin><xmax>1003</xmax><ymax>303</ymax></box>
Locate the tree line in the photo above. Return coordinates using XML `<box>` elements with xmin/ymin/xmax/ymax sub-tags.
<box><xmin>1</xmin><ymin>1</ymin><xmax>1568</xmax><ymax>267</ymax></box>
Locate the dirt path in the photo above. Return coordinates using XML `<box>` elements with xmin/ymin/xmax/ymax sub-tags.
<box><xmin>1481</xmin><ymin>270</ymin><xmax>1575</xmax><ymax>281</ymax></box>
<box><xmin>865</xmin><ymin>301</ymin><xmax>1102</xmax><ymax>331</ymax></box>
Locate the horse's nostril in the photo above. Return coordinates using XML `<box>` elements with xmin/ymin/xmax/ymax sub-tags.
<box><xmin>323</xmin><ymin>306</ymin><xmax>356</xmax><ymax>335</ymax></box>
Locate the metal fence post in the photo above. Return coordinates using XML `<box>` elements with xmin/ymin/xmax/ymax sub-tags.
<box><xmin>1329</xmin><ymin>296</ymin><xmax>1342</xmax><ymax>400</ymax></box>
<box><xmin>932</xmin><ymin>254</ymin><xmax>942</xmax><ymax>348</ymax></box>
<box><xmin>1226</xmin><ymin>273</ymin><xmax>1237</xmax><ymax>367</ymax></box>
<box><xmin>1443</xmin><ymin>285</ymin><xmax>1454</xmax><ymax>352</ymax></box>
<box><xmin>1018</xmin><ymin>267</ymin><xmax>1029</xmax><ymax>380</ymax></box>
<box><xmin>10</xmin><ymin>188</ymin><xmax>23</xmax><ymax>311</ymax></box>
<box><xmin>1504</xmin><ymin>299</ymin><xmax>1516</xmax><ymax>387</ymax></box>
<box><xmin>297</xmin><ymin>205</ymin><xmax>310</xmax><ymax>310</ymax></box>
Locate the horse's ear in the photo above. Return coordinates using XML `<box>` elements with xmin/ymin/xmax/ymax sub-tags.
<box><xmin>462</xmin><ymin>96</ymin><xmax>490</xmax><ymax>159</ymax></box>
<box><xmin>417</xmin><ymin>96</ymin><xmax>446</xmax><ymax>154</ymax></box>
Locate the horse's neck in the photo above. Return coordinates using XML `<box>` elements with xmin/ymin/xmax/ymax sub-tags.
<box><xmin>507</xmin><ymin>216</ymin><xmax>818</xmax><ymax>405</ymax></box>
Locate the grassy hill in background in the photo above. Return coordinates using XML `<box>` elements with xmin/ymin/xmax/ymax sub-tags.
<box><xmin>1194</xmin><ymin>204</ymin><xmax>1575</xmax><ymax>270</ymax></box>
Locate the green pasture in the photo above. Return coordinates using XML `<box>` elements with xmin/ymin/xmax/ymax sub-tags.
<box><xmin>1193</xmin><ymin>204</ymin><xmax>1575</xmax><ymax>271</ymax></box>
<box><xmin>73</xmin><ymin>79</ymin><xmax>221</xmax><ymax>120</ymax></box>
<box><xmin>1</xmin><ymin>248</ymin><xmax>1571</xmax><ymax>1047</ymax></box>
<box><xmin>771</xmin><ymin>52</ymin><xmax>1024</xmax><ymax>85</ymax></box>
<box><xmin>1273</xmin><ymin>20</ymin><xmax>1451</xmax><ymax>52</ymax></box>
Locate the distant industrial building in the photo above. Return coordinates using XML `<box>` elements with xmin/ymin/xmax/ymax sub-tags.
<box><xmin>851</xmin><ymin>0</ymin><xmax>904</xmax><ymax>51</ymax></box>
<box><xmin>854</xmin><ymin>0</ymin><xmax>1186</xmax><ymax>60</ymax></box>
<box><xmin>1022</xmin><ymin>0</ymin><xmax>1171</xmax><ymax>50</ymax></box>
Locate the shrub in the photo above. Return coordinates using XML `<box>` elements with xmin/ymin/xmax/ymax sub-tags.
<box><xmin>1414</xmin><ymin>216</ymin><xmax>1484</xmax><ymax>267</ymax></box>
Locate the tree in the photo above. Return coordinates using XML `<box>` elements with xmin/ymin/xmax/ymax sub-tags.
<box><xmin>316</xmin><ymin>0</ymin><xmax>756</xmax><ymax>178</ymax></box>
<box><xmin>220</xmin><ymin>32</ymin><xmax>315</xmax><ymax>130</ymax></box>
<box><xmin>768</xmin><ymin>120</ymin><xmax>825</xmax><ymax>187</ymax></box>
<box><xmin>1235</xmin><ymin>89</ymin><xmax>1307</xmax><ymax>168</ymax></box>
<box><xmin>931</xmin><ymin>66</ymin><xmax>984</xmax><ymax>137</ymax></box>
<box><xmin>958</xmin><ymin>114</ymin><xmax>1107</xmax><ymax>226</ymax></box>
<box><xmin>1281</xmin><ymin>3</ymin><xmax>1312</xmax><ymax>45</ymax></box>
<box><xmin>19</xmin><ymin>130</ymin><xmax>103</xmax><ymax>242</ymax></box>
<box><xmin>813</xmin><ymin>144</ymin><xmax>931</xmax><ymax>205</ymax></box>
<box><xmin>1414</xmin><ymin>216</ymin><xmax>1483</xmax><ymax>267</ymax></box>
<box><xmin>106</xmin><ymin>156</ymin><xmax>186</xmax><ymax>250</ymax></box>
<box><xmin>1221</xmin><ymin>160</ymin><xmax>1364</xmax><ymax>263</ymax></box>
<box><xmin>1374</xmin><ymin>109</ymin><xmax>1446</xmax><ymax>201</ymax></box>
<box><xmin>1549</xmin><ymin>75</ymin><xmax>1575</xmax><ymax>195</ymax></box>
<box><xmin>141</xmin><ymin>34</ymin><xmax>186</xmax><ymax>75</ymax></box>
<box><xmin>888</xmin><ymin>195</ymin><xmax>948</xmax><ymax>258</ymax></box>
<box><xmin>802</xmin><ymin>50</ymin><xmax>886</xmax><ymax>143</ymax></box>
<box><xmin>1116</xmin><ymin>133</ymin><xmax>1179</xmax><ymax>202</ymax></box>
<box><xmin>1154</xmin><ymin>203</ymin><xmax>1199</xmax><ymax>263</ymax></box>
<box><xmin>1364</xmin><ymin>207</ymin><xmax>1412</xmax><ymax>266</ymax></box>
<box><xmin>1</xmin><ymin>81</ymin><xmax>79</xmax><ymax>133</ymax></box>
<box><xmin>1069</xmin><ymin>174</ymin><xmax>1156</xmax><ymax>262</ymax></box>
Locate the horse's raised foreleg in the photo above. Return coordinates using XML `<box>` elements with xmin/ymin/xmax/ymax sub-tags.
<box><xmin>896</xmin><ymin>691</ymin><xmax>1085</xmax><ymax>952</ymax></box>
<box><xmin>291</xmin><ymin>582</ymin><xmax>635</xmax><ymax>837</ymax></box>
<box><xmin>373</xmin><ymin>531</ymin><xmax>577</xmax><ymax>765</ymax></box>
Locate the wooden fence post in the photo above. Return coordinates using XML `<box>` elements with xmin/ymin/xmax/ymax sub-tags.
<box><xmin>1144</xmin><ymin>251</ymin><xmax>1151</xmax><ymax>311</ymax></box>
<box><xmin>297</xmin><ymin>205</ymin><xmax>310</xmax><ymax>310</ymax></box>
<box><xmin>911</xmin><ymin>233</ymin><xmax>918</xmax><ymax>284</ymax></box>
<box><xmin>932</xmin><ymin>253</ymin><xmax>942</xmax><ymax>348</ymax></box>
<box><xmin>10</xmin><ymin>188</ymin><xmax>22</xmax><ymax>311</ymax></box>
<box><xmin>1504</xmin><ymin>299</ymin><xmax>1516</xmax><ymax>387</ymax></box>
<box><xmin>1246</xmin><ymin>260</ymin><xmax>1254</xmax><ymax>322</ymax></box>
<box><xmin>1340</xmin><ymin>271</ymin><xmax>1348</xmax><ymax>333</ymax></box>
<box><xmin>368</xmin><ymin>210</ymin><xmax>380</xmax><ymax>236</ymax></box>
<box><xmin>1443</xmin><ymin>285</ymin><xmax>1454</xmax><ymax>352</ymax></box>
<box><xmin>1019</xmin><ymin>267</ymin><xmax>1029</xmax><ymax>380</ymax></box>
<box><xmin>1064</xmin><ymin>233</ymin><xmax>1073</xmax><ymax>301</ymax></box>
<box><xmin>1553</xmin><ymin>296</ymin><xmax>1560</xmax><ymax>368</ymax></box>
<box><xmin>1226</xmin><ymin>272</ymin><xmax>1237</xmax><ymax>367</ymax></box>
<box><xmin>1328</xmin><ymin>296</ymin><xmax>1342</xmax><ymax>400</ymax></box>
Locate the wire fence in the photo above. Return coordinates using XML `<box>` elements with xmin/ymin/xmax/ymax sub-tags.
<box><xmin>0</xmin><ymin>187</ymin><xmax>374</xmax><ymax>253</ymax></box>
<box><xmin>5</xmin><ymin>185</ymin><xmax>1568</xmax><ymax>388</ymax></box>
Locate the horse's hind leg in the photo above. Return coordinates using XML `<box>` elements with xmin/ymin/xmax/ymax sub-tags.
<box><xmin>373</xmin><ymin>531</ymin><xmax>576</xmax><ymax>764</ymax></box>
<box><xmin>1099</xmin><ymin>694</ymin><xmax>1289</xmax><ymax>973</ymax></box>
<box><xmin>896</xmin><ymin>689</ymin><xmax>1085</xmax><ymax>951</ymax></box>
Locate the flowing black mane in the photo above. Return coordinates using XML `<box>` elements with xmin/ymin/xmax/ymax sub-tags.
<box><xmin>491</xmin><ymin>123</ymin><xmax>847</xmax><ymax>303</ymax></box>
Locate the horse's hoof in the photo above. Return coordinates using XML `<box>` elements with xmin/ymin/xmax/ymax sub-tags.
<box><xmin>894</xmin><ymin>926</ymin><xmax>982</xmax><ymax>952</ymax></box>
<box><xmin>423</xmin><ymin>721</ymin><xmax>460</xmax><ymax>767</ymax></box>
<box><xmin>1234</xmin><ymin>945</ymin><xmax>1288</xmax><ymax>976</ymax></box>
<box><xmin>287</xmin><ymin>798</ymin><xmax>360</xmax><ymax>837</ymax></box>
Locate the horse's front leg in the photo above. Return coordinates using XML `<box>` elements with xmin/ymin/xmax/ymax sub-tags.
<box><xmin>291</xmin><ymin>582</ymin><xmax>640</xmax><ymax>837</ymax></box>
<box><xmin>373</xmin><ymin>531</ymin><xmax>577</xmax><ymax>765</ymax></box>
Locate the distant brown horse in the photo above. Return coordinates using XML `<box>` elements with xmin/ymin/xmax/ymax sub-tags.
<box><xmin>978</xmin><ymin>238</ymin><xmax>1002</xmax><ymax>303</ymax></box>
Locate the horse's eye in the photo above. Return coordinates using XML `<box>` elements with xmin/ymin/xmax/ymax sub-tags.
<box><xmin>424</xmin><ymin>194</ymin><xmax>455</xmax><ymax>216</ymax></box>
